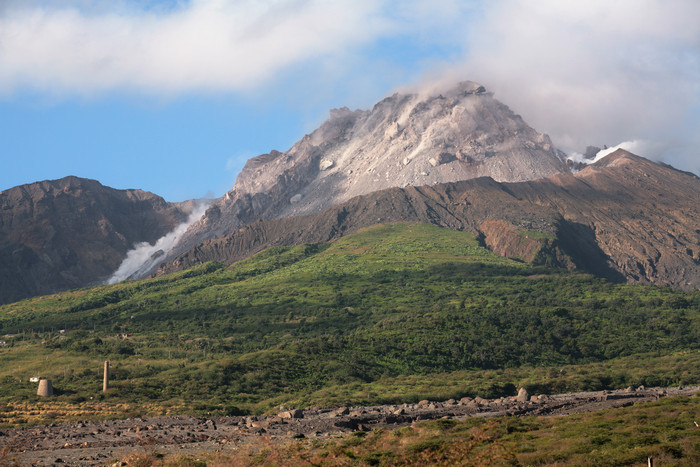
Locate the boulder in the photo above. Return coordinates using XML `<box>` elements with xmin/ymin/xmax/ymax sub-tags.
<box><xmin>516</xmin><ymin>388</ymin><xmax>529</xmax><ymax>402</ymax></box>
<box><xmin>384</xmin><ymin>122</ymin><xmax>401</xmax><ymax>140</ymax></box>
<box><xmin>279</xmin><ymin>409</ymin><xmax>304</xmax><ymax>419</ymax></box>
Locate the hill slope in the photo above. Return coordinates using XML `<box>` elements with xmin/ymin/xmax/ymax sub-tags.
<box><xmin>159</xmin><ymin>150</ymin><xmax>700</xmax><ymax>290</ymax></box>
<box><xmin>0</xmin><ymin>176</ymin><xmax>190</xmax><ymax>304</ymax></box>
<box><xmin>1</xmin><ymin>223</ymin><xmax>698</xmax><ymax>415</ymax></box>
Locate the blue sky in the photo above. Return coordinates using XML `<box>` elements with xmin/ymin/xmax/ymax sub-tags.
<box><xmin>1</xmin><ymin>0</ymin><xmax>698</xmax><ymax>202</ymax></box>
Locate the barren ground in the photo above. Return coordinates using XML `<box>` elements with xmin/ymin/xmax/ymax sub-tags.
<box><xmin>1</xmin><ymin>385</ymin><xmax>698</xmax><ymax>466</ymax></box>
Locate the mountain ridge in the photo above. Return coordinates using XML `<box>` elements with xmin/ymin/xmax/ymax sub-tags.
<box><xmin>157</xmin><ymin>150</ymin><xmax>700</xmax><ymax>290</ymax></box>
<box><xmin>0</xmin><ymin>176</ymin><xmax>191</xmax><ymax>304</ymax></box>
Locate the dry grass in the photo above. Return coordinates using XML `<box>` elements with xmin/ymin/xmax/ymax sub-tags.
<box><xmin>0</xmin><ymin>400</ymin><xmax>187</xmax><ymax>426</ymax></box>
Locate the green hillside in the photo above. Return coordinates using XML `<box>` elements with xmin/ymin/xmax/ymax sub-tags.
<box><xmin>0</xmin><ymin>223</ymin><xmax>698</xmax><ymax>422</ymax></box>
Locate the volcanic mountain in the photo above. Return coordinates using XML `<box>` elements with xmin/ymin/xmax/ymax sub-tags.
<box><xmin>161</xmin><ymin>81</ymin><xmax>569</xmax><ymax>270</ymax></box>
<box><xmin>158</xmin><ymin>150</ymin><xmax>700</xmax><ymax>291</ymax></box>
<box><xmin>0</xmin><ymin>176</ymin><xmax>191</xmax><ymax>304</ymax></box>
<box><xmin>2</xmin><ymin>81</ymin><xmax>697</xmax><ymax>303</ymax></box>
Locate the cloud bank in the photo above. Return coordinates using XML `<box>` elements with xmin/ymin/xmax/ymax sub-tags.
<box><xmin>456</xmin><ymin>0</ymin><xmax>700</xmax><ymax>174</ymax></box>
<box><xmin>1</xmin><ymin>0</ymin><xmax>698</xmax><ymax>175</ymax></box>
<box><xmin>0</xmin><ymin>0</ymin><xmax>392</xmax><ymax>95</ymax></box>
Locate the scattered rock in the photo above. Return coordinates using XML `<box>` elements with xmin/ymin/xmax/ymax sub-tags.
<box><xmin>6</xmin><ymin>385</ymin><xmax>698</xmax><ymax>466</ymax></box>
<box><xmin>330</xmin><ymin>407</ymin><xmax>350</xmax><ymax>418</ymax></box>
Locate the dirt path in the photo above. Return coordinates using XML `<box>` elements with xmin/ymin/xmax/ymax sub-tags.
<box><xmin>1</xmin><ymin>385</ymin><xmax>698</xmax><ymax>466</ymax></box>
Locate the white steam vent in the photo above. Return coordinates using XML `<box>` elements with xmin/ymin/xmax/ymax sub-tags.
<box><xmin>106</xmin><ymin>201</ymin><xmax>210</xmax><ymax>284</ymax></box>
<box><xmin>567</xmin><ymin>140</ymin><xmax>664</xmax><ymax>168</ymax></box>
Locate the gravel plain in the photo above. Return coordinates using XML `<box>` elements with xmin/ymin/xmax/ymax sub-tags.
<box><xmin>1</xmin><ymin>385</ymin><xmax>697</xmax><ymax>466</ymax></box>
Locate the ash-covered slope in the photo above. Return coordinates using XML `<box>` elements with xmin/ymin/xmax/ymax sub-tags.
<box><xmin>159</xmin><ymin>151</ymin><xmax>700</xmax><ymax>290</ymax></box>
<box><xmin>0</xmin><ymin>176</ymin><xmax>190</xmax><ymax>304</ymax></box>
<box><xmin>531</xmin><ymin>150</ymin><xmax>700</xmax><ymax>289</ymax></box>
<box><xmin>164</xmin><ymin>81</ymin><xmax>569</xmax><ymax>270</ymax></box>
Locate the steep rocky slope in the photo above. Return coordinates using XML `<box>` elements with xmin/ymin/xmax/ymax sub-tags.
<box><xmin>0</xmin><ymin>176</ymin><xmax>190</xmax><ymax>304</ymax></box>
<box><xmin>158</xmin><ymin>151</ymin><xmax>700</xmax><ymax>290</ymax></box>
<box><xmin>522</xmin><ymin>151</ymin><xmax>700</xmax><ymax>289</ymax></box>
<box><xmin>163</xmin><ymin>81</ymin><xmax>569</xmax><ymax>269</ymax></box>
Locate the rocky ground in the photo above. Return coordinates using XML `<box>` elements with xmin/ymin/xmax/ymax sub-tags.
<box><xmin>1</xmin><ymin>385</ymin><xmax>697</xmax><ymax>466</ymax></box>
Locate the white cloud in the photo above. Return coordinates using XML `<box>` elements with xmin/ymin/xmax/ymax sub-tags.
<box><xmin>0</xmin><ymin>0</ymin><xmax>391</xmax><ymax>95</ymax></box>
<box><xmin>453</xmin><ymin>0</ymin><xmax>700</xmax><ymax>174</ymax></box>
<box><xmin>1</xmin><ymin>0</ymin><xmax>698</xmax><ymax>175</ymax></box>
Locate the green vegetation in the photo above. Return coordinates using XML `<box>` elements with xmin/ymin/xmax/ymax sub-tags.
<box><xmin>0</xmin><ymin>223</ymin><xmax>698</xmax><ymax>422</ymax></box>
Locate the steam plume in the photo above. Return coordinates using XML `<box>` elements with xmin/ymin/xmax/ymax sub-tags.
<box><xmin>106</xmin><ymin>201</ymin><xmax>210</xmax><ymax>284</ymax></box>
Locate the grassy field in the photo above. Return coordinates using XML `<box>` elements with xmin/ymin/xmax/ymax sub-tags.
<box><xmin>0</xmin><ymin>223</ymin><xmax>698</xmax><ymax>424</ymax></box>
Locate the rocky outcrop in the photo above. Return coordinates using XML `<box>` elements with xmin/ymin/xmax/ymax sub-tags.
<box><xmin>479</xmin><ymin>219</ymin><xmax>565</xmax><ymax>265</ymax></box>
<box><xmin>0</xmin><ymin>176</ymin><xmax>190</xmax><ymax>304</ymax></box>
<box><xmin>158</xmin><ymin>81</ymin><xmax>570</xmax><ymax>275</ymax></box>
<box><xmin>157</xmin><ymin>151</ymin><xmax>700</xmax><ymax>290</ymax></box>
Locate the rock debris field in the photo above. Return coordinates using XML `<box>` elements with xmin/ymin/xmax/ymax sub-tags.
<box><xmin>1</xmin><ymin>385</ymin><xmax>698</xmax><ymax>466</ymax></box>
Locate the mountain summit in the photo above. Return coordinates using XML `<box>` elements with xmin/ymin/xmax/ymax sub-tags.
<box><xmin>164</xmin><ymin>81</ymin><xmax>569</xmax><ymax>270</ymax></box>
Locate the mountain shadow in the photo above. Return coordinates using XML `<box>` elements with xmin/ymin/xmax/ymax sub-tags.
<box><xmin>554</xmin><ymin>220</ymin><xmax>626</xmax><ymax>283</ymax></box>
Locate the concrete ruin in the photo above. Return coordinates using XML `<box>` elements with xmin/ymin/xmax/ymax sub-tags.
<box><xmin>37</xmin><ymin>379</ymin><xmax>53</xmax><ymax>397</ymax></box>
